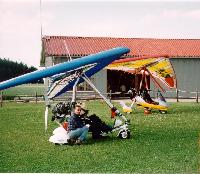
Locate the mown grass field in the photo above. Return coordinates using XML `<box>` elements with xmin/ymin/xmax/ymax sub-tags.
<box><xmin>0</xmin><ymin>101</ymin><xmax>200</xmax><ymax>173</ymax></box>
<box><xmin>2</xmin><ymin>84</ymin><xmax>45</xmax><ymax>97</ymax></box>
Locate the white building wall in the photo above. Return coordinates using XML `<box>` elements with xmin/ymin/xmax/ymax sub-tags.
<box><xmin>44</xmin><ymin>56</ymin><xmax>53</xmax><ymax>90</ymax></box>
<box><xmin>150</xmin><ymin>58</ymin><xmax>200</xmax><ymax>98</ymax></box>
<box><xmin>92</xmin><ymin>69</ymin><xmax>107</xmax><ymax>94</ymax></box>
<box><xmin>45</xmin><ymin>56</ymin><xmax>54</xmax><ymax>67</ymax></box>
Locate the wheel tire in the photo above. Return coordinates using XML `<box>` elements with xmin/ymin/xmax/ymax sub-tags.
<box><xmin>159</xmin><ymin>110</ymin><xmax>167</xmax><ymax>114</ymax></box>
<box><xmin>119</xmin><ymin>130</ymin><xmax>131</xmax><ymax>139</ymax></box>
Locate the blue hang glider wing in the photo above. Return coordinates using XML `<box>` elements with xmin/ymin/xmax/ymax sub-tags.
<box><xmin>0</xmin><ymin>47</ymin><xmax>130</xmax><ymax>98</ymax></box>
<box><xmin>47</xmin><ymin>63</ymin><xmax>97</xmax><ymax>99</ymax></box>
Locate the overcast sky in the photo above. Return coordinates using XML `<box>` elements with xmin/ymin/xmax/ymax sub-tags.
<box><xmin>0</xmin><ymin>0</ymin><xmax>200</xmax><ymax>68</ymax></box>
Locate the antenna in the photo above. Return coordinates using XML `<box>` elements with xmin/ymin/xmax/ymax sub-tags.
<box><xmin>40</xmin><ymin>0</ymin><xmax>43</xmax><ymax>40</ymax></box>
<box><xmin>63</xmin><ymin>39</ymin><xmax>72</xmax><ymax>61</ymax></box>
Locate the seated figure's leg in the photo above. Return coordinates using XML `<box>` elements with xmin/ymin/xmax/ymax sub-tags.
<box><xmin>69</xmin><ymin>128</ymin><xmax>83</xmax><ymax>139</ymax></box>
<box><xmin>78</xmin><ymin>126</ymin><xmax>89</xmax><ymax>141</ymax></box>
<box><xmin>69</xmin><ymin>126</ymin><xmax>89</xmax><ymax>141</ymax></box>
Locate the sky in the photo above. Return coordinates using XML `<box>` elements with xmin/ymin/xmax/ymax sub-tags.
<box><xmin>0</xmin><ymin>0</ymin><xmax>200</xmax><ymax>68</ymax></box>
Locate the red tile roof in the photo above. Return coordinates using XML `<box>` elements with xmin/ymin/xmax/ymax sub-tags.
<box><xmin>42</xmin><ymin>36</ymin><xmax>200</xmax><ymax>58</ymax></box>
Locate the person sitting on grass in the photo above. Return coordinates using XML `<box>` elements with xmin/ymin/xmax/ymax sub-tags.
<box><xmin>67</xmin><ymin>105</ymin><xmax>90</xmax><ymax>145</ymax></box>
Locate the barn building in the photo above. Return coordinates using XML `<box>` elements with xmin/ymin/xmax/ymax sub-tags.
<box><xmin>41</xmin><ymin>36</ymin><xmax>200</xmax><ymax>98</ymax></box>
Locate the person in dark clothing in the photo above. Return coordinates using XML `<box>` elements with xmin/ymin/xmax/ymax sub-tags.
<box><xmin>67</xmin><ymin>105</ymin><xmax>89</xmax><ymax>145</ymax></box>
<box><xmin>142</xmin><ymin>88</ymin><xmax>158</xmax><ymax>105</ymax></box>
<box><xmin>128</xmin><ymin>88</ymin><xmax>137</xmax><ymax>100</ymax></box>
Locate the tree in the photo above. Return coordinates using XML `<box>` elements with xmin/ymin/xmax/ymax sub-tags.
<box><xmin>0</xmin><ymin>58</ymin><xmax>43</xmax><ymax>83</ymax></box>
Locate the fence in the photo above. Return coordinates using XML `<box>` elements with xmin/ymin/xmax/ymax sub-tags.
<box><xmin>0</xmin><ymin>91</ymin><xmax>44</xmax><ymax>106</ymax></box>
<box><xmin>13</xmin><ymin>93</ymin><xmax>44</xmax><ymax>103</ymax></box>
<box><xmin>107</xmin><ymin>89</ymin><xmax>199</xmax><ymax>103</ymax></box>
<box><xmin>165</xmin><ymin>89</ymin><xmax>199</xmax><ymax>103</ymax></box>
<box><xmin>0</xmin><ymin>89</ymin><xmax>199</xmax><ymax>107</ymax></box>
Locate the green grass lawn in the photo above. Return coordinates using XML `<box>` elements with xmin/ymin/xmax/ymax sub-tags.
<box><xmin>2</xmin><ymin>84</ymin><xmax>45</xmax><ymax>96</ymax></box>
<box><xmin>0</xmin><ymin>101</ymin><xmax>199</xmax><ymax>173</ymax></box>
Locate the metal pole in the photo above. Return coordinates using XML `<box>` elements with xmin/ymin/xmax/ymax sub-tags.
<box><xmin>109</xmin><ymin>90</ymin><xmax>112</xmax><ymax>102</ymax></box>
<box><xmin>83</xmin><ymin>76</ymin><xmax>113</xmax><ymax>108</ymax></box>
<box><xmin>35</xmin><ymin>92</ymin><xmax>38</xmax><ymax>104</ymax></box>
<box><xmin>196</xmin><ymin>90</ymin><xmax>199</xmax><ymax>103</ymax></box>
<box><xmin>82</xmin><ymin>74</ymin><xmax>127</xmax><ymax>121</ymax></box>
<box><xmin>44</xmin><ymin>93</ymin><xmax>50</xmax><ymax>132</ymax></box>
<box><xmin>135</xmin><ymin>74</ymin><xmax>138</xmax><ymax>92</ymax></box>
<box><xmin>71</xmin><ymin>77</ymin><xmax>80</xmax><ymax>109</ymax></box>
<box><xmin>176</xmin><ymin>89</ymin><xmax>179</xmax><ymax>102</ymax></box>
<box><xmin>70</xmin><ymin>77</ymin><xmax>81</xmax><ymax>117</ymax></box>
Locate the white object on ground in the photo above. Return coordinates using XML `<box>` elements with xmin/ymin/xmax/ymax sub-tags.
<box><xmin>49</xmin><ymin>127</ymin><xmax>69</xmax><ymax>144</ymax></box>
<box><xmin>119</xmin><ymin>101</ymin><xmax>132</xmax><ymax>113</ymax></box>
